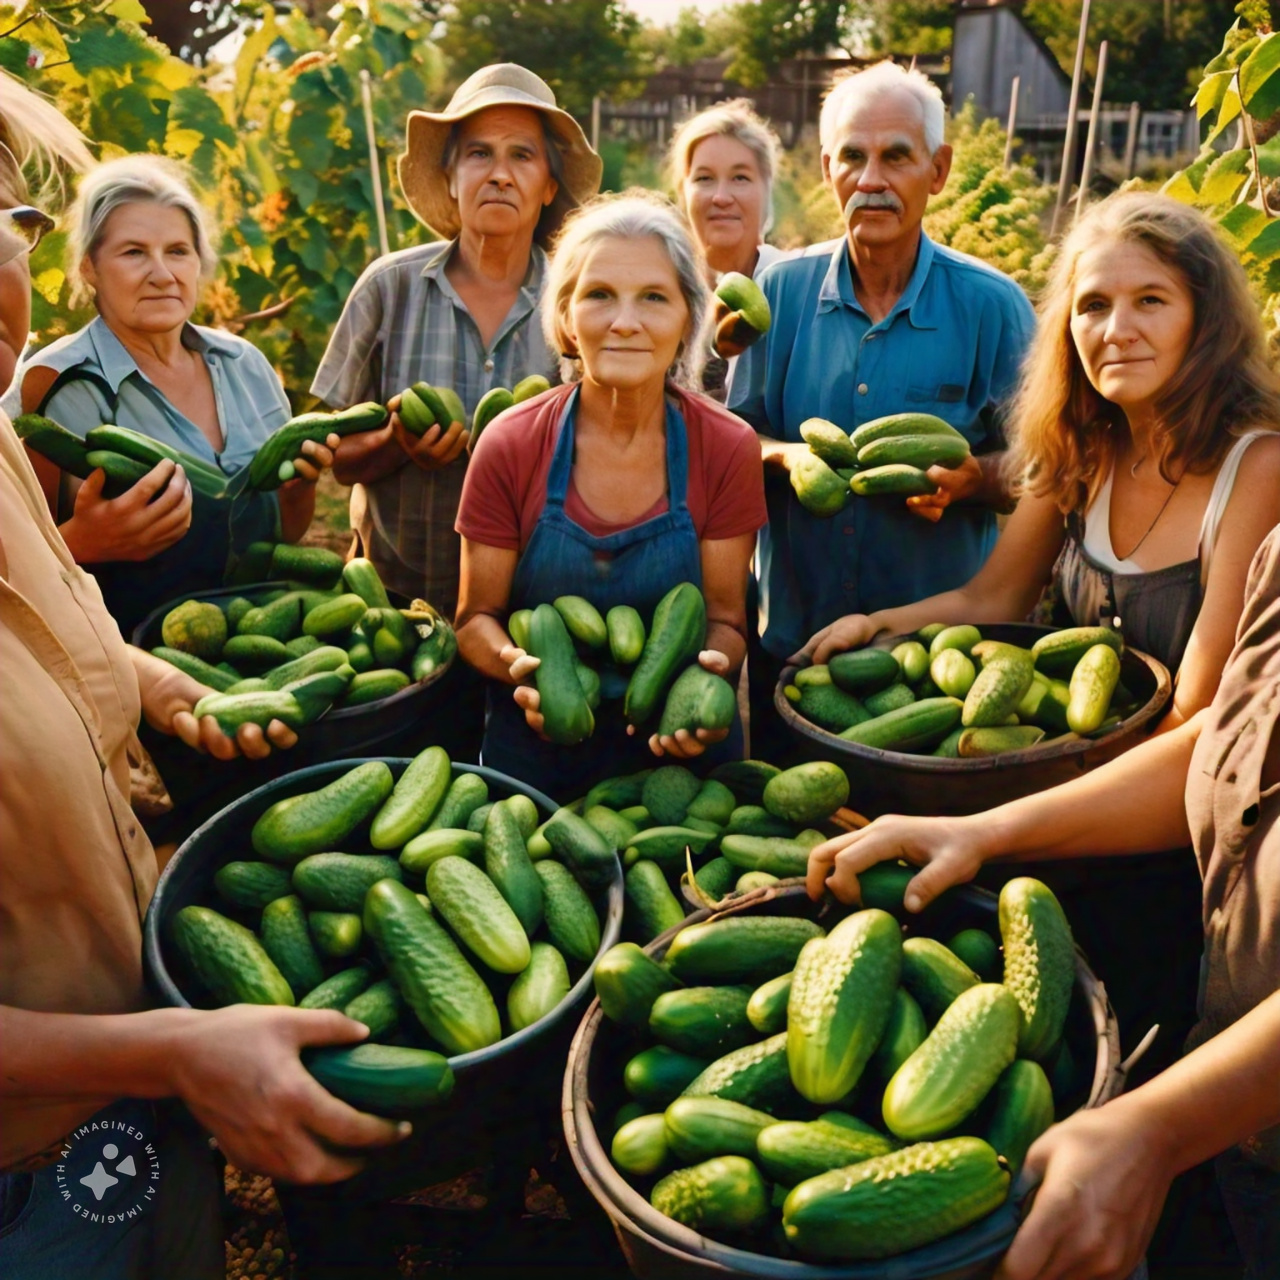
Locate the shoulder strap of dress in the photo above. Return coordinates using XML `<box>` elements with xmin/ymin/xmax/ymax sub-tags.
<box><xmin>1198</xmin><ymin>431</ymin><xmax>1270</xmax><ymax>570</ymax></box>
<box><xmin>35</xmin><ymin>366</ymin><xmax>118</xmax><ymax>418</ymax></box>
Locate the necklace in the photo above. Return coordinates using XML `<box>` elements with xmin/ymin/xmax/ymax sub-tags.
<box><xmin>1119</xmin><ymin>472</ymin><xmax>1180</xmax><ymax>561</ymax></box>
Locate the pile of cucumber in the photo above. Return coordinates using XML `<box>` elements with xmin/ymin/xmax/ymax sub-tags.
<box><xmin>592</xmin><ymin>875</ymin><xmax>1079</xmax><ymax>1261</ymax></box>
<box><xmin>510</xmin><ymin>582</ymin><xmax>737</xmax><ymax>748</ymax></box>
<box><xmin>168</xmin><ymin>748</ymin><xmax>614</xmax><ymax>1113</ymax></box>
<box><xmin>151</xmin><ymin>554</ymin><xmax>455</xmax><ymax>733</ymax></box>
<box><xmin>791</xmin><ymin>412</ymin><xmax>971</xmax><ymax>517</ymax></box>
<box><xmin>567</xmin><ymin>759</ymin><xmax>850</xmax><ymax>945</ymax></box>
<box><xmin>787</xmin><ymin>624</ymin><xmax>1133</xmax><ymax>758</ymax></box>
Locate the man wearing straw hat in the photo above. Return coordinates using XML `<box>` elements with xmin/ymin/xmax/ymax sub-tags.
<box><xmin>315</xmin><ymin>64</ymin><xmax>602</xmax><ymax>618</ymax></box>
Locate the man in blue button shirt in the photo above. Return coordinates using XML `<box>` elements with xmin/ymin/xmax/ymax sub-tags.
<box><xmin>728</xmin><ymin>60</ymin><xmax>1034</xmax><ymax>753</ymax></box>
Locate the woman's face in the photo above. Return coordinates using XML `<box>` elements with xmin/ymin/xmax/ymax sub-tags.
<box><xmin>1069</xmin><ymin>239</ymin><xmax>1195</xmax><ymax>421</ymax></box>
<box><xmin>81</xmin><ymin>202</ymin><xmax>201</xmax><ymax>336</ymax></box>
<box><xmin>566</xmin><ymin>234</ymin><xmax>690</xmax><ymax>393</ymax></box>
<box><xmin>449</xmin><ymin>105</ymin><xmax>558</xmax><ymax>244</ymax></box>
<box><xmin>682</xmin><ymin>133</ymin><xmax>765</xmax><ymax>261</ymax></box>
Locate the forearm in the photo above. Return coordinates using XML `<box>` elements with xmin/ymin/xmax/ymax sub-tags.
<box><xmin>332</xmin><ymin>426</ymin><xmax>406</xmax><ymax>486</ymax></box>
<box><xmin>457</xmin><ymin>613</ymin><xmax>517</xmax><ymax>684</ymax></box>
<box><xmin>0</xmin><ymin>1005</ymin><xmax>199</xmax><ymax>1101</ymax></box>
<box><xmin>967</xmin><ymin>713</ymin><xmax>1200</xmax><ymax>863</ymax></box>
<box><xmin>277</xmin><ymin>482</ymin><xmax>319</xmax><ymax>544</ymax></box>
<box><xmin>706</xmin><ymin>619</ymin><xmax>747</xmax><ymax>674</ymax></box>
<box><xmin>1110</xmin><ymin>990</ymin><xmax>1280</xmax><ymax>1175</ymax></box>
<box><xmin>967</xmin><ymin>451</ymin><xmax>1015</xmax><ymax>511</ymax></box>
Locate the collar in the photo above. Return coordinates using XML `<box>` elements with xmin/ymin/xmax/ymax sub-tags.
<box><xmin>421</xmin><ymin>238</ymin><xmax>547</xmax><ymax>303</ymax></box>
<box><xmin>86</xmin><ymin>316</ymin><xmax>243</xmax><ymax>394</ymax></box>
<box><xmin>817</xmin><ymin>231</ymin><xmax>940</xmax><ymax>330</ymax></box>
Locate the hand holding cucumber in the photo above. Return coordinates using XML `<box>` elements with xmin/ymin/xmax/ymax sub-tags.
<box><xmin>904</xmin><ymin>454</ymin><xmax>984</xmax><ymax>523</ymax></box>
<box><xmin>796</xmin><ymin>613</ymin><xmax>880</xmax><ymax>667</ymax></box>
<box><xmin>60</xmin><ymin>457</ymin><xmax>192</xmax><ymax>564</ymax></box>
<box><xmin>388</xmin><ymin>392</ymin><xmax>467</xmax><ymax>472</ymax></box>
<box><xmin>500</xmin><ymin>641</ymin><xmax>550</xmax><ymax>740</ymax></box>
<box><xmin>279</xmin><ymin>431</ymin><xmax>341</xmax><ymax>486</ymax></box>
<box><xmin>640</xmin><ymin>649</ymin><xmax>733</xmax><ymax>760</ymax></box>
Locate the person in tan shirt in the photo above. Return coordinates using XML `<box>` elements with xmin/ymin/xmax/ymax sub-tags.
<box><xmin>806</xmin><ymin>524</ymin><xmax>1280</xmax><ymax>1278</ymax></box>
<box><xmin>0</xmin><ymin>90</ymin><xmax>406</xmax><ymax>1279</ymax></box>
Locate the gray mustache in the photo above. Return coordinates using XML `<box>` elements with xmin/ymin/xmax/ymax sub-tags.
<box><xmin>844</xmin><ymin>191</ymin><xmax>905</xmax><ymax>219</ymax></box>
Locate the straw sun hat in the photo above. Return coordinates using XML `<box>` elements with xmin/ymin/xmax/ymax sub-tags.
<box><xmin>399</xmin><ymin>64</ymin><xmax>603</xmax><ymax>244</ymax></box>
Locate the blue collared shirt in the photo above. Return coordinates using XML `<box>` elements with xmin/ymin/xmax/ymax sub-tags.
<box><xmin>729</xmin><ymin>233</ymin><xmax>1035</xmax><ymax>659</ymax></box>
<box><xmin>7</xmin><ymin>315</ymin><xmax>291</xmax><ymax>547</ymax></box>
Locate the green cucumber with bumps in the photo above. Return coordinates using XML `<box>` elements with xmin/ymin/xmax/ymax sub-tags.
<box><xmin>891</xmin><ymin>639</ymin><xmax>930</xmax><ymax>684</ymax></box>
<box><xmin>746</xmin><ymin>971</ymin><xmax>793</xmax><ymax>1035</ymax></box>
<box><xmin>342</xmin><ymin>669</ymin><xmax>410</xmax><ymax>705</ymax></box>
<box><xmin>553</xmin><ymin>595</ymin><xmax>608</xmax><ymax>649</ymax></box>
<box><xmin>648</xmin><ymin>986</ymin><xmax>756</xmax><ymax>1056</ymax></box>
<box><xmin>236</xmin><ymin>594</ymin><xmax>301</xmax><ymax>642</ymax></box>
<box><xmin>1031</xmin><ymin>625</ymin><xmax>1124</xmax><ymax>676</ymax></box>
<box><xmin>507</xmin><ymin>941</ymin><xmax>570</xmax><ymax>1031</ymax></box>
<box><xmin>642</xmin><ymin>765</ymin><xmax>702</xmax><ymax>826</ymax></box>
<box><xmin>757</xmin><ymin>1115</ymin><xmax>898</xmax><ymax>1185</ymax></box>
<box><xmin>426</xmin><ymin>856</ymin><xmax>531</xmax><ymax>974</ymax></box>
<box><xmin>827</xmin><ymin>648</ymin><xmax>900</xmax><ymax>695</ymax></box>
<box><xmin>584</xmin><ymin>805</ymin><xmax>640</xmax><ymax>852</ymax></box>
<box><xmin>507</xmin><ymin>608</ymin><xmax>533</xmax><ymax>651</ymax></box>
<box><xmin>985</xmin><ymin>1058</ymin><xmax>1055</xmax><ymax>1174</ymax></box>
<box><xmin>901</xmin><ymin>936</ymin><xmax>980</xmax><ymax>1020</ymax></box>
<box><xmin>657</xmin><ymin>665</ymin><xmax>736</xmax><ymax>736</ymax></box>
<box><xmin>399</xmin><ymin>828</ymin><xmax>483</xmax><ymax>874</ymax></box>
<box><xmin>483</xmin><ymin>799</ymin><xmax>544</xmax><ymax>936</ymax></box>
<box><xmin>838</xmin><ymin>697</ymin><xmax>963</xmax><ymax>752</ymax></box>
<box><xmin>584</xmin><ymin>770</ymin><xmax>652</xmax><ymax>813</ymax></box>
<box><xmin>726</xmin><ymin>806</ymin><xmax>794</xmax><ymax>838</ymax></box>
<box><xmin>692</xmin><ymin>856</ymin><xmax>737</xmax><ymax>901</ymax></box>
<box><xmin>214</xmin><ymin>860</ymin><xmax>294</xmax><ymax>909</ymax></box>
<box><xmin>664</xmin><ymin>917</ymin><xmax>824</xmax><ymax>985</ymax></box>
<box><xmin>303</xmin><ymin>593</ymin><xmax>369</xmax><ymax>638</ymax></box>
<box><xmin>958</xmin><ymin>725</ymin><xmax>1046</xmax><ymax>756</ymax></box>
<box><xmin>719</xmin><ymin>834</ymin><xmax>811</xmax><ymax>878</ymax></box>
<box><xmin>848</xmin><ymin>411</ymin><xmax>965</xmax><ymax>452</ymax></box>
<box><xmin>623</xmin><ymin>826</ymin><xmax>714</xmax><ymax>870</ymax></box>
<box><xmin>931</xmin><ymin>648</ymin><xmax>977</xmax><ymax>699</ymax></box>
<box><xmin>291</xmin><ymin>853</ymin><xmax>403</xmax><ymax>911</ymax></box>
<box><xmin>594</xmin><ymin>942</ymin><xmax>683</xmax><ymax>1027</ymax></box>
<box><xmin>962</xmin><ymin>646</ymin><xmax>1035</xmax><ymax>728</ymax></box>
<box><xmin>663</xmin><ymin>1096</ymin><xmax>775</xmax><ymax>1163</ymax></box>
<box><xmin>252</xmin><ymin>761</ymin><xmax>395</xmax><ymax>864</ymax></box>
<box><xmin>681</xmin><ymin>1031</ymin><xmax>795</xmax><ymax>1113</ymax></box>
<box><xmin>947</xmin><ymin>929</ymin><xmax>1001</xmax><ymax>981</ymax></box>
<box><xmin>871</xmin><ymin>987</ymin><xmax>928</xmax><ymax>1078</ymax></box>
<box><xmin>849</xmin><ymin>463</ymin><xmax>935</xmax><ymax>497</ymax></box>
<box><xmin>855</xmin><ymin>432</ymin><xmax>971</xmax><ymax>471</ymax></box>
<box><xmin>613</xmin><ymin>1114</ymin><xmax>671</xmax><ymax>1176</ymax></box>
<box><xmin>170</xmin><ymin>906</ymin><xmax>294</xmax><ymax>1006</ymax></box>
<box><xmin>427</xmin><ymin>773</ymin><xmax>489</xmax><ymax>832</ymax></box>
<box><xmin>762</xmin><ymin>762</ymin><xmax>849</xmax><ymax>825</ymax></box>
<box><xmin>370</xmin><ymin>747</ymin><xmax>452</xmax><ymax>850</ymax></box>
<box><xmin>297</xmin><ymin>965</ymin><xmax>373</xmax><ymax>1012</ymax></box>
<box><xmin>527</xmin><ymin>603</ymin><xmax>594</xmax><ymax>745</ymax></box>
<box><xmin>535</xmin><ymin>859</ymin><xmax>602</xmax><ymax>963</ymax></box>
<box><xmin>260</xmin><ymin>645</ymin><xmax>349</xmax><ymax>690</ymax></box>
<box><xmin>342</xmin><ymin>978</ymin><xmax>403</xmax><ymax>1040</ymax></box>
<box><xmin>303</xmin><ymin>1043</ymin><xmax>453</xmax><ymax>1113</ymax></box>
<box><xmin>308</xmin><ymin>911</ymin><xmax>362</xmax><ymax>957</ymax></box>
<box><xmin>191</xmin><ymin>689</ymin><xmax>306</xmax><ymax>735</ymax></box>
<box><xmin>625</xmin><ymin>1046</ymin><xmax>710</xmax><ymax>1106</ymax></box>
<box><xmin>544</xmin><ymin>806</ymin><xmax>615</xmax><ymax>886</ymax></box>
<box><xmin>708</xmin><ymin>760</ymin><xmax>780</xmax><ymax>806</ymax></box>
<box><xmin>342</xmin><ymin>557</ymin><xmax>392</xmax><ymax>609</ymax></box>
<box><xmin>799</xmin><ymin>417</ymin><xmax>859</xmax><ymax>468</ymax></box>
<box><xmin>625</xmin><ymin>582</ymin><xmax>707</xmax><ymax>725</ymax></box>
<box><xmin>1000</xmin><ymin>876</ymin><xmax>1075</xmax><ymax>1060</ymax></box>
<box><xmin>606</xmin><ymin>605</ymin><xmax>646</xmax><ymax>666</ymax></box>
<box><xmin>624</xmin><ymin>860</ymin><xmax>686</xmax><ymax>943</ymax></box>
<box><xmin>221</xmin><ymin>635</ymin><xmax>291</xmax><ymax>670</ymax></box>
<box><xmin>651</xmin><ymin>1156</ymin><xmax>769</xmax><ymax>1235</ymax></box>
<box><xmin>152</xmin><ymin>646</ymin><xmax>240</xmax><ymax>692</ymax></box>
<box><xmin>1067</xmin><ymin>643</ymin><xmax>1121</xmax><ymax>733</ymax></box>
<box><xmin>862</xmin><ymin>682</ymin><xmax>916</xmax><ymax>717</ymax></box>
<box><xmin>249</xmin><ymin>402</ymin><xmax>390</xmax><ymax>491</ymax></box>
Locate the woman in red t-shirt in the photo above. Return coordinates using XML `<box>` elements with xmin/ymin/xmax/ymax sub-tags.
<box><xmin>455</xmin><ymin>191</ymin><xmax>767</xmax><ymax>799</ymax></box>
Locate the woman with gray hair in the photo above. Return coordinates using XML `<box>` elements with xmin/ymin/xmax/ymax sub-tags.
<box><xmin>454</xmin><ymin>190</ymin><xmax>767</xmax><ymax>796</ymax></box>
<box><xmin>10</xmin><ymin>154</ymin><xmax>337</xmax><ymax>633</ymax></box>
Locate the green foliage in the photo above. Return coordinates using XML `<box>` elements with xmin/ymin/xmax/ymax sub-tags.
<box><xmin>11</xmin><ymin>1</ymin><xmax>444</xmax><ymax>405</ymax></box>
<box><xmin>1163</xmin><ymin>11</ymin><xmax>1280</xmax><ymax>353</ymax></box>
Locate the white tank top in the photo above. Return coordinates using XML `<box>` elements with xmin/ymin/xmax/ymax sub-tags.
<box><xmin>1082</xmin><ymin>431</ymin><xmax>1268</xmax><ymax>578</ymax></box>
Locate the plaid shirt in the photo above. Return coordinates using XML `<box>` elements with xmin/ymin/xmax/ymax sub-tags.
<box><xmin>311</xmin><ymin>239</ymin><xmax>556</xmax><ymax>614</ymax></box>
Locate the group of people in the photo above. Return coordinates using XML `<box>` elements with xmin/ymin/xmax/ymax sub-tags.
<box><xmin>0</xmin><ymin>49</ymin><xmax>1276</xmax><ymax>1280</ymax></box>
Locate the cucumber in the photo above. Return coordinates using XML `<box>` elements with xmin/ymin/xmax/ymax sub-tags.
<box><xmin>507</xmin><ymin>608</ymin><xmax>533</xmax><ymax>650</ymax></box>
<box><xmin>791</xmin><ymin>450</ymin><xmax>849</xmax><ymax>516</ymax></box>
<box><xmin>663</xmin><ymin>1096</ymin><xmax>775</xmax><ymax>1164</ymax></box>
<box><xmin>931</xmin><ymin>648</ymin><xmax>977</xmax><ymax>699</ymax></box>
<box><xmin>606</xmin><ymin>605</ymin><xmax>646</xmax><ymax>666</ymax></box>
<box><xmin>692</xmin><ymin>856</ymin><xmax>737</xmax><ymax>901</ymax></box>
<box><xmin>543</xmin><ymin>807</ymin><xmax>616</xmax><ymax>887</ymax></box>
<box><xmin>584</xmin><ymin>770</ymin><xmax>652</xmax><ymax>813</ymax></box>
<box><xmin>962</xmin><ymin>647</ymin><xmax>1035</xmax><ymax>728</ymax></box>
<box><xmin>484</xmin><ymin>799</ymin><xmax>544</xmax><ymax>936</ymax></box>
<box><xmin>370</xmin><ymin>747</ymin><xmax>452</xmax><ymax>850</ymax></box>
<box><xmin>221</xmin><ymin>635</ymin><xmax>291</xmax><ymax>670</ymax></box>
<box><xmin>931</xmin><ymin>727</ymin><xmax>966</xmax><ymax>757</ymax></box>
<box><xmin>642</xmin><ymin>766</ymin><xmax>702</xmax><ymax>826</ymax></box>
<box><xmin>651</xmin><ymin>1156</ymin><xmax>769</xmax><ymax>1235</ymax></box>
<box><xmin>507</xmin><ymin>942</ymin><xmax>570</xmax><ymax>1031</ymax></box>
<box><xmin>259</xmin><ymin>646</ymin><xmax>349</xmax><ymax>691</ymax></box>
<box><xmin>849</xmin><ymin>463</ymin><xmax>935</xmax><ymax>497</ymax></box>
<box><xmin>291</xmin><ymin>853</ymin><xmax>403</xmax><ymax>912</ymax></box>
<box><xmin>657</xmin><ymin>666</ymin><xmax>736</xmax><ymax>737</ymax></box>
<box><xmin>410</xmin><ymin>620</ymin><xmax>455</xmax><ymax>682</ymax></box>
<box><xmin>719</xmin><ymin>834</ymin><xmax>810</xmax><ymax>878</ymax></box>
<box><xmin>470</xmin><ymin>385</ymin><xmax>515</xmax><ymax>448</ymax></box>
<box><xmin>900</xmin><ymin>936</ymin><xmax>980</xmax><ymax>1020</ymax></box>
<box><xmin>169</xmin><ymin>905</ymin><xmax>294</xmax><ymax>1006</ymax></box>
<box><xmin>958</xmin><ymin>725</ymin><xmax>1046</xmax><ymax>756</ymax></box>
<box><xmin>762</xmin><ymin>762</ymin><xmax>849</xmax><ymax>825</ymax></box>
<box><xmin>298</xmin><ymin>965</ymin><xmax>373</xmax><ymax>1011</ymax></box>
<box><xmin>838</xmin><ymin>697</ymin><xmax>963</xmax><ymax>752</ymax></box>
<box><xmin>364</xmin><ymin>607</ymin><xmax>415</xmax><ymax>667</ymax></box>
<box><xmin>1031</xmin><ymin>625</ymin><xmax>1124</xmax><ymax>676</ymax></box>
<box><xmin>787</xmin><ymin>909</ymin><xmax>902</xmax><ymax>1104</ymax></box>
<box><xmin>685</xmin><ymin>779</ymin><xmax>737</xmax><ymax>826</ymax></box>
<box><xmin>340</xmin><ymin>556</ymin><xmax>392</xmax><ymax>609</ymax></box>
<box><xmin>664</xmin><ymin>917</ymin><xmax>824</xmax><ymax>985</ymax></box>
<box><xmin>891</xmin><ymin>639</ymin><xmax>930</xmax><ymax>685</ymax></box>
<box><xmin>342</xmin><ymin>978</ymin><xmax>403</xmax><ymax>1040</ymax></box>
<box><xmin>856</xmin><ymin>432</ymin><xmax>971</xmax><ymax>471</ymax></box>
<box><xmin>553</xmin><ymin>595</ymin><xmax>608</xmax><ymax>650</ymax></box>
<box><xmin>863</xmin><ymin>682</ymin><xmax>916</xmax><ymax>717</ymax></box>
<box><xmin>612</xmin><ymin>1114</ymin><xmax>671</xmax><ymax>1177</ymax></box>
<box><xmin>191</xmin><ymin>689</ymin><xmax>306</xmax><ymax>736</ymax></box>
<box><xmin>648</xmin><ymin>986</ymin><xmax>755</xmax><ymax>1056</ymax></box>
<box><xmin>782</xmin><ymin>1137</ymin><xmax>1009</xmax><ymax>1259</ymax></box>
<box><xmin>928</xmin><ymin>624</ymin><xmax>983</xmax><ymax>659</ymax></box>
<box><xmin>624</xmin><ymin>860</ymin><xmax>686</xmax><ymax>943</ymax></box>
<box><xmin>308</xmin><ymin>911</ymin><xmax>362</xmax><ymax>958</ymax></box>
<box><xmin>594</xmin><ymin>942</ymin><xmax>683</xmax><ymax>1027</ymax></box>
<box><xmin>14</xmin><ymin>412</ymin><xmax>94</xmax><ymax>476</ymax></box>
<box><xmin>871</xmin><ymin>986</ymin><xmax>929</xmax><ymax>1079</ymax></box>
<box><xmin>534</xmin><ymin>859</ymin><xmax>602</xmax><ymax>962</ymax></box>
<box><xmin>303</xmin><ymin>593</ymin><xmax>369</xmax><ymax>638</ymax></box>
<box><xmin>726</xmin><ymin>806</ymin><xmax>795</xmax><ymax>838</ymax></box>
<box><xmin>364</xmin><ymin>878</ymin><xmax>501</xmax><ymax>1054</ymax></box>
<box><xmin>1017</xmin><ymin>674</ymin><xmax>1072</xmax><ymax>733</ymax></box>
<box><xmin>985</xmin><ymin>1058</ymin><xmax>1055</xmax><ymax>1175</ymax></box>
<box><xmin>528</xmin><ymin>603</ymin><xmax>594</xmax><ymax>745</ymax></box>
<box><xmin>467</xmin><ymin>804</ymin><xmax>495</xmax><ymax>836</ymax></box>
<box><xmin>281</xmin><ymin>669</ymin><xmax>351</xmax><ymax>725</ymax></box>
<box><xmin>270</xmin><ymin>543</ymin><xmax>345</xmax><ymax>589</ymax></box>
<box><xmin>214</xmin><ymin>860</ymin><xmax>294</xmax><ymax>909</ymax></box>
<box><xmin>1000</xmin><ymin>877</ymin><xmax>1075</xmax><ymax>1060</ymax></box>
<box><xmin>303</xmin><ymin>1043</ymin><xmax>453</xmax><ymax>1113</ymax></box>
<box><xmin>83</xmin><ymin>448</ymin><xmax>154</xmax><ymax>496</ymax></box>
<box><xmin>746</xmin><ymin>971</ymin><xmax>793</xmax><ymax>1035</ymax></box>
<box><xmin>734</xmin><ymin>871</ymin><xmax>777</xmax><ymax>893</ymax></box>
<box><xmin>426</xmin><ymin>856</ymin><xmax>532</xmax><ymax>974</ymax></box>
<box><xmin>848</xmin><ymin>411</ymin><xmax>966</xmax><ymax>452</ymax></box>
<box><xmin>882</xmin><ymin>983</ymin><xmax>1022</xmax><ymax>1140</ymax></box>
<box><xmin>708</xmin><ymin>760</ymin><xmax>781</xmax><ymax>806</ymax></box>
<box><xmin>757</xmin><ymin>1116</ymin><xmax>898</xmax><ymax>1185</ymax></box>
<box><xmin>946</xmin><ymin>928</ymin><xmax>1001</xmax><ymax>982</ymax></box>
<box><xmin>584</xmin><ymin>805</ymin><xmax>640</xmax><ymax>852</ymax></box>
<box><xmin>575</xmin><ymin>658</ymin><xmax>601</xmax><ymax>710</ymax></box>
<box><xmin>623</xmin><ymin>826</ymin><xmax>714</xmax><ymax>870</ymax></box>
<box><xmin>681</xmin><ymin>1032</ymin><xmax>795</xmax><ymax>1113</ymax></box>
<box><xmin>625</xmin><ymin>1046</ymin><xmax>711</xmax><ymax>1107</ymax></box>
<box><xmin>249</xmin><ymin>402</ymin><xmax>390</xmax><ymax>491</ymax></box>
<box><xmin>827</xmin><ymin>648</ymin><xmax>900</xmax><ymax>696</ymax></box>
<box><xmin>427</xmin><ymin>772</ymin><xmax>490</xmax><ymax>832</ymax></box>
<box><xmin>152</xmin><ymin>646</ymin><xmax>240</xmax><ymax>692</ymax></box>
<box><xmin>1067</xmin><ymin>643</ymin><xmax>1122</xmax><ymax>733</ymax></box>
<box><xmin>625</xmin><ymin>582</ymin><xmax>707</xmax><ymax>726</ymax></box>
<box><xmin>857</xmin><ymin>862</ymin><xmax>917</xmax><ymax>914</ymax></box>
<box><xmin>798</xmin><ymin>417</ymin><xmax>859</xmax><ymax>468</ymax></box>
<box><xmin>399</xmin><ymin>828</ymin><xmax>484</xmax><ymax>875</ymax></box>
<box><xmin>252</xmin><ymin>761</ymin><xmax>395</xmax><ymax>864</ymax></box>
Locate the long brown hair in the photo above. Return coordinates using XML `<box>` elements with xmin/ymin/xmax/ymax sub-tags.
<box><xmin>1008</xmin><ymin>191</ymin><xmax>1280</xmax><ymax>513</ymax></box>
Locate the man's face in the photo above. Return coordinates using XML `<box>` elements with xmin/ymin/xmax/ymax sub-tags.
<box><xmin>448</xmin><ymin>105</ymin><xmax>558</xmax><ymax>242</ymax></box>
<box><xmin>821</xmin><ymin>88</ymin><xmax>951</xmax><ymax>253</ymax></box>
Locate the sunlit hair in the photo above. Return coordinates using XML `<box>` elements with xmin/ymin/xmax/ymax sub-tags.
<box><xmin>668</xmin><ymin>98</ymin><xmax>782</xmax><ymax>236</ymax></box>
<box><xmin>0</xmin><ymin>69</ymin><xmax>94</xmax><ymax>208</ymax></box>
<box><xmin>543</xmin><ymin>189</ymin><xmax>710</xmax><ymax>390</ymax></box>
<box><xmin>1008</xmin><ymin>191</ymin><xmax>1280</xmax><ymax>513</ymax></box>
<box><xmin>67</xmin><ymin>155</ymin><xmax>218</xmax><ymax>305</ymax></box>
<box><xmin>820</xmin><ymin>61</ymin><xmax>945</xmax><ymax>156</ymax></box>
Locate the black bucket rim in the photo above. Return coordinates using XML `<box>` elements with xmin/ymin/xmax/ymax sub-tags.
<box><xmin>562</xmin><ymin>883</ymin><xmax>1123</xmax><ymax>1278</ymax></box>
<box><xmin>144</xmin><ymin>755</ymin><xmax>624</xmax><ymax>1077</ymax></box>
<box><xmin>775</xmin><ymin>623</ymin><xmax>1172</xmax><ymax>774</ymax></box>
<box><xmin>131</xmin><ymin>580</ymin><xmax>455</xmax><ymax>719</ymax></box>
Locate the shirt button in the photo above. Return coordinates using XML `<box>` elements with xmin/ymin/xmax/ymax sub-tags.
<box><xmin>864</xmin><ymin>333</ymin><xmax>877</xmax><ymax>342</ymax></box>
<box><xmin>857</xmin><ymin>383</ymin><xmax>868</xmax><ymax>395</ymax></box>
<box><xmin>483</xmin><ymin>359</ymin><xmax>494</xmax><ymax>373</ymax></box>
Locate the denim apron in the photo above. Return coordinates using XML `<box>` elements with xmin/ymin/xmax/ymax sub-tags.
<box><xmin>481</xmin><ymin>388</ymin><xmax>742</xmax><ymax>801</ymax></box>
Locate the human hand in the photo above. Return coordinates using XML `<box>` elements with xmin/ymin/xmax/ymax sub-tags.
<box><xmin>137</xmin><ymin>657</ymin><xmax>298</xmax><ymax>760</ymax></box>
<box><xmin>794</xmin><ymin>615</ymin><xmax>880</xmax><ymax>666</ymax></box>
<box><xmin>804</xmin><ymin>813</ymin><xmax>987</xmax><ymax>907</ymax></box>
<box><xmin>60</xmin><ymin>459</ymin><xmax>192</xmax><ymax>564</ymax></box>
<box><xmin>710</xmin><ymin>296</ymin><xmax>758</xmax><ymax>359</ymax></box>
<box><xmin>995</xmin><ymin>1102</ymin><xmax>1174</xmax><ymax>1280</ymax></box>
<box><xmin>761</xmin><ymin>440</ymin><xmax>812</xmax><ymax>473</ymax></box>
<box><xmin>283</xmin><ymin>431</ymin><xmax>342</xmax><ymax>485</ymax></box>
<box><xmin>169</xmin><ymin>1005</ymin><xmax>410</xmax><ymax>1185</ymax></box>
<box><xmin>643</xmin><ymin>650</ymin><xmax>733</xmax><ymax>759</ymax></box>
<box><xmin>905</xmin><ymin>455</ymin><xmax>983</xmax><ymax>523</ymax></box>
<box><xmin>388</xmin><ymin>394</ymin><xmax>467</xmax><ymax>472</ymax></box>
<box><xmin>500</xmin><ymin>641</ymin><xmax>548</xmax><ymax>738</ymax></box>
